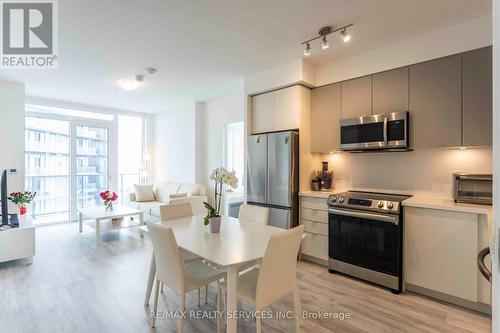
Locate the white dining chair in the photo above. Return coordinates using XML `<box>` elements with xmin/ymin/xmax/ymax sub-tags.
<box><xmin>158</xmin><ymin>203</ymin><xmax>207</xmax><ymax>305</ymax></box>
<box><xmin>238</xmin><ymin>204</ymin><xmax>269</xmax><ymax>225</ymax></box>
<box><xmin>147</xmin><ymin>222</ymin><xmax>225</xmax><ymax>332</ymax></box>
<box><xmin>217</xmin><ymin>225</ymin><xmax>305</xmax><ymax>333</ymax></box>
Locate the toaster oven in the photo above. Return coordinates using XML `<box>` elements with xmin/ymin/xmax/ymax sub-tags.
<box><xmin>453</xmin><ymin>173</ymin><xmax>492</xmax><ymax>205</ymax></box>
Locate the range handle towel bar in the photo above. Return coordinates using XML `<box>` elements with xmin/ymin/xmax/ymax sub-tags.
<box><xmin>328</xmin><ymin>207</ymin><xmax>399</xmax><ymax>225</ymax></box>
<box><xmin>477</xmin><ymin>246</ymin><xmax>491</xmax><ymax>282</ymax></box>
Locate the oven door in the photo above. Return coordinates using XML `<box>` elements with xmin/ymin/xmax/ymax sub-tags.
<box><xmin>328</xmin><ymin>207</ymin><xmax>401</xmax><ymax>276</ymax></box>
<box><xmin>340</xmin><ymin>114</ymin><xmax>387</xmax><ymax>151</ymax></box>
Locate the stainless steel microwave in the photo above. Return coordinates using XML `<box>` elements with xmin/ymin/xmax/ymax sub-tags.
<box><xmin>340</xmin><ymin>111</ymin><xmax>409</xmax><ymax>151</ymax></box>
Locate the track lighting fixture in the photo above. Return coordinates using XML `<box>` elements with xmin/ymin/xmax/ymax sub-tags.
<box><xmin>301</xmin><ymin>24</ymin><xmax>353</xmax><ymax>56</ymax></box>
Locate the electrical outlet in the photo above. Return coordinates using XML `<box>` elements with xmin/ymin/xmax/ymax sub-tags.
<box><xmin>8</xmin><ymin>169</ymin><xmax>17</xmax><ymax>174</ymax></box>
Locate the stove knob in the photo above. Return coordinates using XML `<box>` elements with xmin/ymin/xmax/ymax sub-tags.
<box><xmin>330</xmin><ymin>196</ymin><xmax>337</xmax><ymax>202</ymax></box>
<box><xmin>377</xmin><ymin>201</ymin><xmax>384</xmax><ymax>208</ymax></box>
<box><xmin>338</xmin><ymin>197</ymin><xmax>345</xmax><ymax>203</ymax></box>
<box><xmin>387</xmin><ymin>202</ymin><xmax>394</xmax><ymax>209</ymax></box>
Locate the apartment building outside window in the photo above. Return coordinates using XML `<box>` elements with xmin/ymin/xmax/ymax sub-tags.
<box><xmin>25</xmin><ymin>104</ymin><xmax>146</xmax><ymax>224</ymax></box>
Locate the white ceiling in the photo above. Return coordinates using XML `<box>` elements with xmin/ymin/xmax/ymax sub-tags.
<box><xmin>0</xmin><ymin>0</ymin><xmax>491</xmax><ymax>113</ymax></box>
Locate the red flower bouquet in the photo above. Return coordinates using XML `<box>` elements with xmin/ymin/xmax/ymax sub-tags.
<box><xmin>8</xmin><ymin>191</ymin><xmax>36</xmax><ymax>215</ymax></box>
<box><xmin>99</xmin><ymin>190</ymin><xmax>118</xmax><ymax>211</ymax></box>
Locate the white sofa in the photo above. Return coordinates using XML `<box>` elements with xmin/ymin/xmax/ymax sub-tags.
<box><xmin>127</xmin><ymin>181</ymin><xmax>207</xmax><ymax>218</ymax></box>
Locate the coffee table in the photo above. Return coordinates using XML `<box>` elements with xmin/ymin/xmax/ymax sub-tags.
<box><xmin>78</xmin><ymin>205</ymin><xmax>144</xmax><ymax>246</ymax></box>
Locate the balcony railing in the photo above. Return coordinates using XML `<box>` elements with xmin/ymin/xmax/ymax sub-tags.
<box><xmin>119</xmin><ymin>173</ymin><xmax>140</xmax><ymax>203</ymax></box>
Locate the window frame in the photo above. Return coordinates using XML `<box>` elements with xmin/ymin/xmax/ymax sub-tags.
<box><xmin>25</xmin><ymin>103</ymin><xmax>148</xmax><ymax>224</ymax></box>
<box><xmin>224</xmin><ymin>120</ymin><xmax>245</xmax><ymax>194</ymax></box>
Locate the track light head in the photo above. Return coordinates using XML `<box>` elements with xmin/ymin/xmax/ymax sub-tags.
<box><xmin>321</xmin><ymin>35</ymin><xmax>329</xmax><ymax>50</ymax></box>
<box><xmin>341</xmin><ymin>28</ymin><xmax>351</xmax><ymax>43</ymax></box>
<box><xmin>304</xmin><ymin>42</ymin><xmax>311</xmax><ymax>56</ymax></box>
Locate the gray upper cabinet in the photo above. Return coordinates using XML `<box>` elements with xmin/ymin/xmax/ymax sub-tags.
<box><xmin>409</xmin><ymin>55</ymin><xmax>462</xmax><ymax>148</ymax></box>
<box><xmin>341</xmin><ymin>76</ymin><xmax>372</xmax><ymax>119</ymax></box>
<box><xmin>311</xmin><ymin>83</ymin><xmax>341</xmax><ymax>153</ymax></box>
<box><xmin>462</xmin><ymin>47</ymin><xmax>492</xmax><ymax>146</ymax></box>
<box><xmin>372</xmin><ymin>67</ymin><xmax>409</xmax><ymax>114</ymax></box>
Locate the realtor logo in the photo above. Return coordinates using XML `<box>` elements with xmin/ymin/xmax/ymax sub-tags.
<box><xmin>1</xmin><ymin>0</ymin><xmax>58</xmax><ymax>68</ymax></box>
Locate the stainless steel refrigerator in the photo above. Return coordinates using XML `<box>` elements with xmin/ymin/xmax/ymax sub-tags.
<box><xmin>246</xmin><ymin>131</ymin><xmax>298</xmax><ymax>229</ymax></box>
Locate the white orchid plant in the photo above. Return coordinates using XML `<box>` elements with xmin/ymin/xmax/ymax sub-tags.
<box><xmin>203</xmin><ymin>167</ymin><xmax>239</xmax><ymax>225</ymax></box>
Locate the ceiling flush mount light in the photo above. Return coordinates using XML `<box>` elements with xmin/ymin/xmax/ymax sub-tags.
<box><xmin>116</xmin><ymin>67</ymin><xmax>157</xmax><ymax>91</ymax></box>
<box><xmin>117</xmin><ymin>75</ymin><xmax>144</xmax><ymax>90</ymax></box>
<box><xmin>301</xmin><ymin>24</ymin><xmax>353</xmax><ymax>56</ymax></box>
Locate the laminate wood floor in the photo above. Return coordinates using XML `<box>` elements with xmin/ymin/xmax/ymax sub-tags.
<box><xmin>0</xmin><ymin>223</ymin><xmax>491</xmax><ymax>333</ymax></box>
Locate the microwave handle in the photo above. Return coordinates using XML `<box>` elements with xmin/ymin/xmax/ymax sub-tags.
<box><xmin>383</xmin><ymin>117</ymin><xmax>388</xmax><ymax>146</ymax></box>
<box><xmin>456</xmin><ymin>175</ymin><xmax>492</xmax><ymax>181</ymax></box>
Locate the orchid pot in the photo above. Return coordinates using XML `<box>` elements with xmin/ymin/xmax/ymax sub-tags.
<box><xmin>209</xmin><ymin>216</ymin><xmax>222</xmax><ymax>233</ymax></box>
<box><xmin>203</xmin><ymin>167</ymin><xmax>239</xmax><ymax>233</ymax></box>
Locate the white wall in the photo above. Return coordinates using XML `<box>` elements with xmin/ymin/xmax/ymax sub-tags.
<box><xmin>244</xmin><ymin>58</ymin><xmax>314</xmax><ymax>95</ymax></box>
<box><xmin>316</xmin><ymin>147</ymin><xmax>492</xmax><ymax>197</ymax></box>
<box><xmin>152</xmin><ymin>105</ymin><xmax>196</xmax><ymax>183</ymax></box>
<box><xmin>198</xmin><ymin>89</ymin><xmax>245</xmax><ymax>204</ymax></box>
<box><xmin>0</xmin><ymin>80</ymin><xmax>25</xmax><ymax>206</ymax></box>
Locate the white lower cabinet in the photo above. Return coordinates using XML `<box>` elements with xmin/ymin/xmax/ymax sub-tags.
<box><xmin>404</xmin><ymin>207</ymin><xmax>490</xmax><ymax>308</ymax></box>
<box><xmin>301</xmin><ymin>232</ymin><xmax>328</xmax><ymax>261</ymax></box>
<box><xmin>299</xmin><ymin>197</ymin><xmax>329</xmax><ymax>263</ymax></box>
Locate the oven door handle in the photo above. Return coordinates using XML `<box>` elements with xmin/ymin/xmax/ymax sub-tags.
<box><xmin>329</xmin><ymin>208</ymin><xmax>399</xmax><ymax>225</ymax></box>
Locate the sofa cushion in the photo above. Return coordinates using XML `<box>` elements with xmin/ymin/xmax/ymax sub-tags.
<box><xmin>178</xmin><ymin>183</ymin><xmax>206</xmax><ymax>196</ymax></box>
<box><xmin>169</xmin><ymin>192</ymin><xmax>188</xmax><ymax>199</ymax></box>
<box><xmin>134</xmin><ymin>184</ymin><xmax>155</xmax><ymax>202</ymax></box>
<box><xmin>153</xmin><ymin>181</ymin><xmax>181</xmax><ymax>202</ymax></box>
<box><xmin>135</xmin><ymin>201</ymin><xmax>162</xmax><ymax>215</ymax></box>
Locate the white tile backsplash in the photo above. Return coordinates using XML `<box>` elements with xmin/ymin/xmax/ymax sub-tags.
<box><xmin>316</xmin><ymin>147</ymin><xmax>492</xmax><ymax>197</ymax></box>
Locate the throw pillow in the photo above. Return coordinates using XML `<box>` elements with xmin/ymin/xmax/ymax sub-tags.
<box><xmin>134</xmin><ymin>184</ymin><xmax>155</xmax><ymax>202</ymax></box>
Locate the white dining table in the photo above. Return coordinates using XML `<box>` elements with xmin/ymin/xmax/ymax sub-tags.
<box><xmin>142</xmin><ymin>215</ymin><xmax>284</xmax><ymax>333</ymax></box>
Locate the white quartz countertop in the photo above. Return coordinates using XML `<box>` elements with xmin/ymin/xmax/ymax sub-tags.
<box><xmin>299</xmin><ymin>188</ymin><xmax>494</xmax><ymax>253</ymax></box>
<box><xmin>402</xmin><ymin>195</ymin><xmax>492</xmax><ymax>215</ymax></box>
<box><xmin>299</xmin><ymin>189</ymin><xmax>345</xmax><ymax>198</ymax></box>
